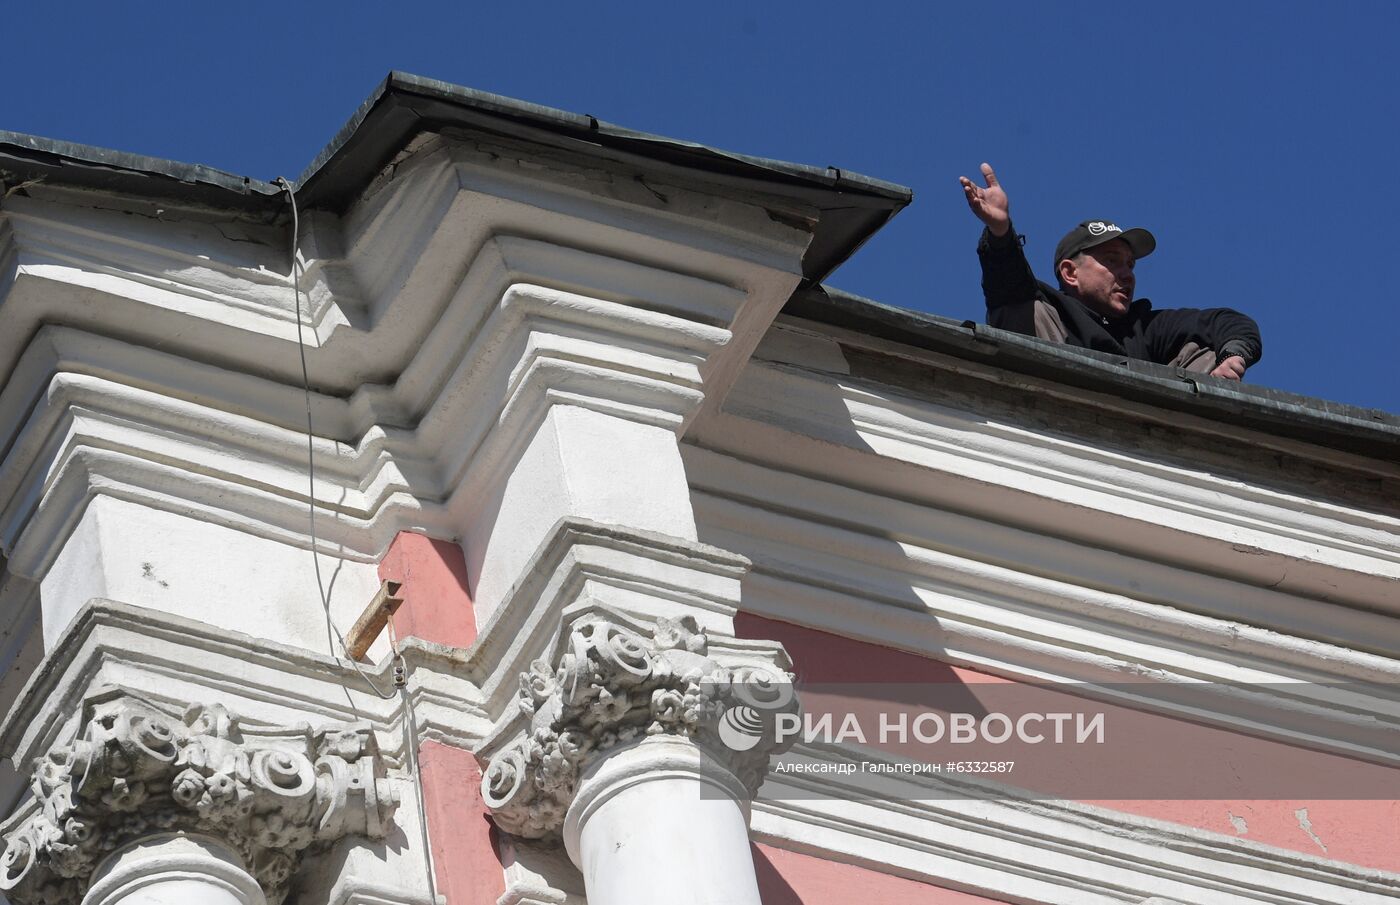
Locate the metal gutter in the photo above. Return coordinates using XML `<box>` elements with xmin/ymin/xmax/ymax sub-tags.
<box><xmin>785</xmin><ymin>285</ymin><xmax>1400</xmax><ymax>462</ymax></box>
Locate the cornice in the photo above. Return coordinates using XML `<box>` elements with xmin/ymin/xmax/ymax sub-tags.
<box><xmin>0</xmin><ymin>600</ymin><xmax>488</xmax><ymax>773</ymax></box>
<box><xmin>683</xmin><ymin>451</ymin><xmax>1400</xmax><ymax>767</ymax></box>
<box><xmin>781</xmin><ymin>289</ymin><xmax>1400</xmax><ymax>463</ymax></box>
<box><xmin>1</xmin><ymin>72</ymin><xmax>907</xmax><ymax>287</ymax></box>
<box><xmin>690</xmin><ymin>347</ymin><xmax>1400</xmax><ymax>618</ymax></box>
<box><xmin>0</xmin><ymin>129</ymin><xmax>809</xmax><ymax>569</ymax></box>
<box><xmin>752</xmin><ymin>771</ymin><xmax>1400</xmax><ymax>904</ymax></box>
<box><xmin>0</xmin><ymin>137</ymin><xmax>804</xmax><ymax>397</ymax></box>
<box><xmin>0</xmin><ymin>236</ymin><xmax>759</xmax><ymax>580</ymax></box>
<box><xmin>708</xmin><ymin>358</ymin><xmax>1400</xmax><ymax>602</ymax></box>
<box><xmin>3</xmin><ymin>190</ymin><xmax>330</xmax><ymax>322</ymax></box>
<box><xmin>0</xmin><ymin>133</ymin><xmax>808</xmax><ymax>580</ymax></box>
<box><xmin>687</xmin><ymin>448</ymin><xmax>1400</xmax><ymax>672</ymax></box>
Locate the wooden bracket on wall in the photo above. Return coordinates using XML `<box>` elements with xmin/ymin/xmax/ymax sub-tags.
<box><xmin>345</xmin><ymin>579</ymin><xmax>404</xmax><ymax>660</ymax></box>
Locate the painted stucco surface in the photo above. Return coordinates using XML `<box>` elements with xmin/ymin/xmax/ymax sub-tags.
<box><xmin>739</xmin><ymin>613</ymin><xmax>1400</xmax><ymax>873</ymax></box>
<box><xmin>754</xmin><ymin>844</ymin><xmax>1010</xmax><ymax>905</ymax></box>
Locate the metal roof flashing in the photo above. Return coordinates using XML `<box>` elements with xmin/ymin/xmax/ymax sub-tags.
<box><xmin>0</xmin><ymin>131</ymin><xmax>284</xmax><ymax>216</ymax></box>
<box><xmin>783</xmin><ymin>286</ymin><xmax>1400</xmax><ymax>463</ymax></box>
<box><xmin>291</xmin><ymin>72</ymin><xmax>912</xmax><ymax>285</ymax></box>
<box><xmin>1</xmin><ymin>73</ymin><xmax>912</xmax><ymax>286</ymax></box>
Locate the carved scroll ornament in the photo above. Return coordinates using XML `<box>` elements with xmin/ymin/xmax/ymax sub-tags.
<box><xmin>0</xmin><ymin>691</ymin><xmax>399</xmax><ymax>905</ymax></box>
<box><xmin>481</xmin><ymin>614</ymin><xmax>797</xmax><ymax>839</ymax></box>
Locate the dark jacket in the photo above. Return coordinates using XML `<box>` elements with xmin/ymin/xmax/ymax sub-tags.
<box><xmin>978</xmin><ymin>225</ymin><xmax>1262</xmax><ymax>366</ymax></box>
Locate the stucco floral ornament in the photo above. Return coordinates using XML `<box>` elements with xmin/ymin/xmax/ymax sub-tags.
<box><xmin>481</xmin><ymin>612</ymin><xmax>798</xmax><ymax>839</ymax></box>
<box><xmin>0</xmin><ymin>688</ymin><xmax>399</xmax><ymax>905</ymax></box>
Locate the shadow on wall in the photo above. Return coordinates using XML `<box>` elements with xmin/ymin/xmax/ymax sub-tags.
<box><xmin>689</xmin><ymin>328</ymin><xmax>959</xmax><ymax>676</ymax></box>
<box><xmin>752</xmin><ymin>842</ymin><xmax>1011</xmax><ymax>904</ymax></box>
<box><xmin>751</xmin><ymin>844</ymin><xmax>803</xmax><ymax>905</ymax></box>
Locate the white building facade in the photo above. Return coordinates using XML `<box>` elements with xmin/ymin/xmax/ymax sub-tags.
<box><xmin>0</xmin><ymin>74</ymin><xmax>1396</xmax><ymax>904</ymax></box>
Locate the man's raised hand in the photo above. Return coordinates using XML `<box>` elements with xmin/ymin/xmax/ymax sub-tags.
<box><xmin>959</xmin><ymin>162</ymin><xmax>1011</xmax><ymax>237</ymax></box>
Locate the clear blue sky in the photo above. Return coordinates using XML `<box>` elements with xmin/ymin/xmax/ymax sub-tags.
<box><xmin>5</xmin><ymin>2</ymin><xmax>1397</xmax><ymax>413</ymax></box>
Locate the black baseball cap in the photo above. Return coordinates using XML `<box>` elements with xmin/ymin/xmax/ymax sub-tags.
<box><xmin>1052</xmin><ymin>220</ymin><xmax>1156</xmax><ymax>273</ymax></box>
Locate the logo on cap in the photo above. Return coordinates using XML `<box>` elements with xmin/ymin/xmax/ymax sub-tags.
<box><xmin>1086</xmin><ymin>221</ymin><xmax>1122</xmax><ymax>236</ymax></box>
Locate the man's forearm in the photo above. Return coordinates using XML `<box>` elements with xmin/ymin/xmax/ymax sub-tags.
<box><xmin>1209</xmin><ymin>311</ymin><xmax>1263</xmax><ymax>366</ymax></box>
<box><xmin>977</xmin><ymin>223</ymin><xmax>1040</xmax><ymax>310</ymax></box>
<box><xmin>1149</xmin><ymin>308</ymin><xmax>1263</xmax><ymax>368</ymax></box>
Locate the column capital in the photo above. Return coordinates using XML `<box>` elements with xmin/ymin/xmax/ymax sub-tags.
<box><xmin>480</xmin><ymin>607</ymin><xmax>796</xmax><ymax>840</ymax></box>
<box><xmin>0</xmin><ymin>688</ymin><xmax>399</xmax><ymax>905</ymax></box>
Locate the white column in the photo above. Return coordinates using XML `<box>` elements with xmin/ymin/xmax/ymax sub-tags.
<box><xmin>82</xmin><ymin>835</ymin><xmax>264</xmax><ymax>905</ymax></box>
<box><xmin>480</xmin><ymin>608</ymin><xmax>793</xmax><ymax>905</ymax></box>
<box><xmin>563</xmin><ymin>737</ymin><xmax>762</xmax><ymax>905</ymax></box>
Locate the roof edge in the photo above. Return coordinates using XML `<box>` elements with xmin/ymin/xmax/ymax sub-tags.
<box><xmin>2</xmin><ymin>73</ymin><xmax>913</xmax><ymax>285</ymax></box>
<box><xmin>784</xmin><ymin>285</ymin><xmax>1400</xmax><ymax>460</ymax></box>
<box><xmin>297</xmin><ymin>71</ymin><xmax>912</xmax><ymax>201</ymax></box>
<box><xmin>292</xmin><ymin>72</ymin><xmax>912</xmax><ymax>284</ymax></box>
<box><xmin>0</xmin><ymin>130</ymin><xmax>283</xmax><ymax>214</ymax></box>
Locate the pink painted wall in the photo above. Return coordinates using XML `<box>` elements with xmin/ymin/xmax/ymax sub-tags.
<box><xmin>378</xmin><ymin>531</ymin><xmax>477</xmax><ymax>648</ymax></box>
<box><xmin>754</xmin><ymin>844</ymin><xmax>1009</xmax><ymax>904</ymax></box>
<box><xmin>418</xmin><ymin>740</ymin><xmax>508</xmax><ymax>905</ymax></box>
<box><xmin>1080</xmin><ymin>797</ymin><xmax>1400</xmax><ymax>869</ymax></box>
<box><xmin>380</xmin><ymin>532</ymin><xmax>506</xmax><ymax>903</ymax></box>
<box><xmin>736</xmin><ymin>613</ymin><xmax>1400</xmax><ymax>872</ymax></box>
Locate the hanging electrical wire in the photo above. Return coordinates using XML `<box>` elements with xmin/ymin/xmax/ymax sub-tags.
<box><xmin>274</xmin><ymin>177</ymin><xmax>442</xmax><ymax>905</ymax></box>
<box><xmin>273</xmin><ymin>175</ymin><xmax>396</xmax><ymax>702</ymax></box>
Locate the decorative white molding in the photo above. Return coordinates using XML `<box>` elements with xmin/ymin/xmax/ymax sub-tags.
<box><xmin>498</xmin><ymin>888</ymin><xmax>569</xmax><ymax>905</ymax></box>
<box><xmin>761</xmin><ymin>315</ymin><xmax>1400</xmax><ymax>479</ymax></box>
<box><xmin>0</xmin><ymin>600</ymin><xmax>489</xmax><ymax>782</ymax></box>
<box><xmin>690</xmin><ymin>487</ymin><xmax>1400</xmax><ymax>768</ymax></box>
<box><xmin>3</xmin><ymin>191</ymin><xmax>342</xmax><ymax>323</ymax></box>
<box><xmin>0</xmin><ymin>258</ymin><xmax>735</xmax><ymax>579</ymax></box>
<box><xmin>0</xmin><ymin>688</ymin><xmax>398</xmax><ymax>905</ymax></box>
<box><xmin>464</xmin><ymin>518</ymin><xmax>765</xmax><ymax>718</ymax></box>
<box><xmin>9</xmin><ymin>600</ymin><xmax>1385</xmax><ymax>904</ymax></box>
<box><xmin>322</xmin><ymin>880</ymin><xmax>438</xmax><ymax>905</ymax></box>
<box><xmin>0</xmin><ymin>132</ymin><xmax>809</xmax><ymax>599</ymax></box>
<box><xmin>753</xmin><ymin>755</ymin><xmax>1400</xmax><ymax>904</ymax></box>
<box><xmin>687</xmin><ymin>449</ymin><xmax>1400</xmax><ymax>667</ymax></box>
<box><xmin>497</xmin><ymin>838</ymin><xmax>584</xmax><ymax>905</ymax></box>
<box><xmin>479</xmin><ymin>607</ymin><xmax>794</xmax><ymax>840</ymax></box>
<box><xmin>704</xmin><ymin>352</ymin><xmax>1400</xmax><ymax>606</ymax></box>
<box><xmin>0</xmin><ymin>138</ymin><xmax>802</xmax><ymax>400</ymax></box>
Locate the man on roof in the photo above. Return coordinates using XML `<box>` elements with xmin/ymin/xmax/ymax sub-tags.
<box><xmin>959</xmin><ymin>162</ymin><xmax>1261</xmax><ymax>380</ymax></box>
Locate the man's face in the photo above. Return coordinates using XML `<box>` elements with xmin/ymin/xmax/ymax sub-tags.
<box><xmin>1060</xmin><ymin>238</ymin><xmax>1135</xmax><ymax>318</ymax></box>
